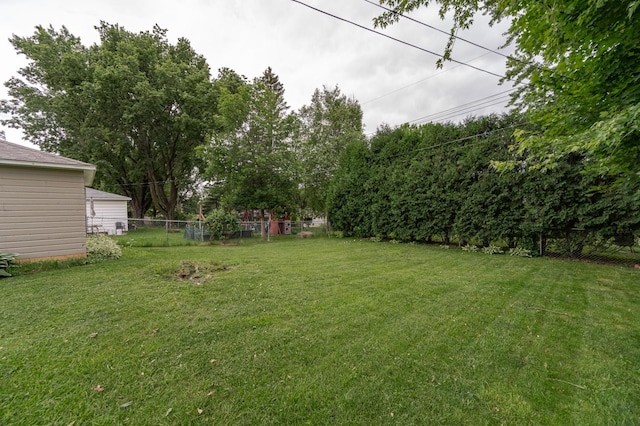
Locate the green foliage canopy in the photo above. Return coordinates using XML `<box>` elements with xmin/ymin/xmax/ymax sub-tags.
<box><xmin>1</xmin><ymin>23</ymin><xmax>217</xmax><ymax>219</ymax></box>
<box><xmin>328</xmin><ymin>114</ymin><xmax>640</xmax><ymax>254</ymax></box>
<box><xmin>297</xmin><ymin>85</ymin><xmax>365</xmax><ymax>214</ymax></box>
<box><xmin>375</xmin><ymin>0</ymin><xmax>640</xmax><ymax>194</ymax></box>
<box><xmin>203</xmin><ymin>67</ymin><xmax>299</xmax><ymax>236</ymax></box>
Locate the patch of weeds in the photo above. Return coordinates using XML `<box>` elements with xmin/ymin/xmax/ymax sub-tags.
<box><xmin>370</xmin><ymin>236</ymin><xmax>382</xmax><ymax>243</ymax></box>
<box><xmin>439</xmin><ymin>244</ymin><xmax>450</xmax><ymax>250</ymax></box>
<box><xmin>509</xmin><ymin>247</ymin><xmax>533</xmax><ymax>258</ymax></box>
<box><xmin>483</xmin><ymin>245</ymin><xmax>504</xmax><ymax>255</ymax></box>
<box><xmin>462</xmin><ymin>244</ymin><xmax>480</xmax><ymax>252</ymax></box>
<box><xmin>389</xmin><ymin>239</ymin><xmax>400</xmax><ymax>244</ymax></box>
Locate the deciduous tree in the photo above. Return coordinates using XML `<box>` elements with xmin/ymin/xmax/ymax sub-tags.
<box><xmin>204</xmin><ymin>67</ymin><xmax>299</xmax><ymax>238</ymax></box>
<box><xmin>375</xmin><ymin>0</ymin><xmax>640</xmax><ymax>195</ymax></box>
<box><xmin>298</xmin><ymin>85</ymin><xmax>365</xmax><ymax>215</ymax></box>
<box><xmin>1</xmin><ymin>23</ymin><xmax>216</xmax><ymax>219</ymax></box>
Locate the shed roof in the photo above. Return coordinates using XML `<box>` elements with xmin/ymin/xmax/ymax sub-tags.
<box><xmin>0</xmin><ymin>138</ymin><xmax>96</xmax><ymax>185</ymax></box>
<box><xmin>86</xmin><ymin>187</ymin><xmax>131</xmax><ymax>201</ymax></box>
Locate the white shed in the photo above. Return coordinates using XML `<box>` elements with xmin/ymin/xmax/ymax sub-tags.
<box><xmin>86</xmin><ymin>188</ymin><xmax>131</xmax><ymax>235</ymax></box>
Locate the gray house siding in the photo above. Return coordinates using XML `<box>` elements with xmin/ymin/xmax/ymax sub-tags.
<box><xmin>0</xmin><ymin>165</ymin><xmax>88</xmax><ymax>261</ymax></box>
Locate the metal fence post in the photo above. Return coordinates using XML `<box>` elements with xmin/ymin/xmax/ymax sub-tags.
<box><xmin>539</xmin><ymin>233</ymin><xmax>542</xmax><ymax>257</ymax></box>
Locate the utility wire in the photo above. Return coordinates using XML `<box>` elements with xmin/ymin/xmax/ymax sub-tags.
<box><xmin>364</xmin><ymin>0</ymin><xmax>516</xmax><ymax>61</ymax></box>
<box><xmin>361</xmin><ymin>52</ymin><xmax>491</xmax><ymax>105</ymax></box>
<box><xmin>386</xmin><ymin>121</ymin><xmax>527</xmax><ymax>159</ymax></box>
<box><xmin>363</xmin><ymin>88</ymin><xmax>516</xmax><ymax>135</ymax></box>
<box><xmin>428</xmin><ymin>98</ymin><xmax>513</xmax><ymax>123</ymax></box>
<box><xmin>407</xmin><ymin>89</ymin><xmax>515</xmax><ymax>124</ymax></box>
<box><xmin>291</xmin><ymin>0</ymin><xmax>506</xmax><ymax>79</ymax></box>
<box><xmin>94</xmin><ymin>177</ymin><xmax>195</xmax><ymax>191</ymax></box>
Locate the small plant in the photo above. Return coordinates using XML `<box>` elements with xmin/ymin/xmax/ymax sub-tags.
<box><xmin>461</xmin><ymin>244</ymin><xmax>479</xmax><ymax>252</ymax></box>
<box><xmin>482</xmin><ymin>245</ymin><xmax>504</xmax><ymax>255</ymax></box>
<box><xmin>328</xmin><ymin>231</ymin><xmax>344</xmax><ymax>238</ymax></box>
<box><xmin>389</xmin><ymin>239</ymin><xmax>400</xmax><ymax>244</ymax></box>
<box><xmin>439</xmin><ymin>244</ymin><xmax>450</xmax><ymax>250</ymax></box>
<box><xmin>509</xmin><ymin>247</ymin><xmax>533</xmax><ymax>258</ymax></box>
<box><xmin>0</xmin><ymin>252</ymin><xmax>18</xmax><ymax>277</ymax></box>
<box><xmin>370</xmin><ymin>236</ymin><xmax>382</xmax><ymax>243</ymax></box>
<box><xmin>86</xmin><ymin>235</ymin><xmax>122</xmax><ymax>262</ymax></box>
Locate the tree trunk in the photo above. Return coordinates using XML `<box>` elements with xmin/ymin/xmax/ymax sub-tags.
<box><xmin>130</xmin><ymin>198</ymin><xmax>146</xmax><ymax>220</ymax></box>
<box><xmin>148</xmin><ymin>172</ymin><xmax>178</xmax><ymax>221</ymax></box>
<box><xmin>120</xmin><ymin>183</ymin><xmax>151</xmax><ymax>225</ymax></box>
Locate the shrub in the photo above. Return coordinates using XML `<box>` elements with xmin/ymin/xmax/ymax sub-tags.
<box><xmin>204</xmin><ymin>209</ymin><xmax>242</xmax><ymax>242</ymax></box>
<box><xmin>86</xmin><ymin>235</ymin><xmax>122</xmax><ymax>262</ymax></box>
<box><xmin>0</xmin><ymin>252</ymin><xmax>17</xmax><ymax>277</ymax></box>
<box><xmin>509</xmin><ymin>247</ymin><xmax>533</xmax><ymax>258</ymax></box>
<box><xmin>482</xmin><ymin>245</ymin><xmax>504</xmax><ymax>255</ymax></box>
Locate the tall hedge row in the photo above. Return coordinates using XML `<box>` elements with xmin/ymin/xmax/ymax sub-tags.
<box><xmin>327</xmin><ymin>114</ymin><xmax>639</xmax><ymax>254</ymax></box>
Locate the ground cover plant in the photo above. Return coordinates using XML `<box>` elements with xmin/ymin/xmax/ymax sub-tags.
<box><xmin>1</xmin><ymin>238</ymin><xmax>639</xmax><ymax>425</ymax></box>
<box><xmin>0</xmin><ymin>251</ymin><xmax>17</xmax><ymax>277</ymax></box>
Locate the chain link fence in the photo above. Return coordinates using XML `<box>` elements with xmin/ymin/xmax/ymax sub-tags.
<box><xmin>540</xmin><ymin>229</ymin><xmax>640</xmax><ymax>266</ymax></box>
<box><xmin>88</xmin><ymin>217</ymin><xmax>638</xmax><ymax>266</ymax></box>
<box><xmin>86</xmin><ymin>217</ymin><xmax>329</xmax><ymax>247</ymax></box>
<box><xmin>445</xmin><ymin>229</ymin><xmax>640</xmax><ymax>266</ymax></box>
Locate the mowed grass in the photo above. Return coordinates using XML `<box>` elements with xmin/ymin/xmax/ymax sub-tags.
<box><xmin>1</xmin><ymin>237</ymin><xmax>639</xmax><ymax>425</ymax></box>
<box><xmin>115</xmin><ymin>226</ymin><xmax>200</xmax><ymax>247</ymax></box>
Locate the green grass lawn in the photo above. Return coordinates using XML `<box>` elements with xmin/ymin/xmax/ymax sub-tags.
<box><xmin>2</xmin><ymin>237</ymin><xmax>639</xmax><ymax>425</ymax></box>
<box><xmin>114</xmin><ymin>226</ymin><xmax>201</xmax><ymax>247</ymax></box>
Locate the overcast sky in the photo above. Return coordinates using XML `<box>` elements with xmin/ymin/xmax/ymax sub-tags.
<box><xmin>0</xmin><ymin>0</ymin><xmax>515</xmax><ymax>148</ymax></box>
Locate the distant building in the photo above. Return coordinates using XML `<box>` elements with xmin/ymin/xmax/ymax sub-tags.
<box><xmin>86</xmin><ymin>188</ymin><xmax>131</xmax><ymax>235</ymax></box>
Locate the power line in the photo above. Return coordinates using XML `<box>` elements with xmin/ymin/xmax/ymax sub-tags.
<box><xmin>364</xmin><ymin>0</ymin><xmax>515</xmax><ymax>61</ymax></box>
<box><xmin>364</xmin><ymin>88</ymin><xmax>516</xmax><ymax>135</ymax></box>
<box><xmin>386</xmin><ymin>121</ymin><xmax>527</xmax><ymax>159</ymax></box>
<box><xmin>291</xmin><ymin>0</ymin><xmax>506</xmax><ymax>79</ymax></box>
<box><xmin>428</xmin><ymin>98</ymin><xmax>513</xmax><ymax>123</ymax></box>
<box><xmin>93</xmin><ymin>177</ymin><xmax>196</xmax><ymax>192</ymax></box>
<box><xmin>408</xmin><ymin>89</ymin><xmax>516</xmax><ymax>124</ymax></box>
<box><xmin>361</xmin><ymin>52</ymin><xmax>491</xmax><ymax>105</ymax></box>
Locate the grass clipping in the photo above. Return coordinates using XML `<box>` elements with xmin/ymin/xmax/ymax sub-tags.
<box><xmin>174</xmin><ymin>260</ymin><xmax>230</xmax><ymax>285</ymax></box>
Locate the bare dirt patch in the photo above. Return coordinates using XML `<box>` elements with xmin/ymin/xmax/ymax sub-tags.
<box><xmin>175</xmin><ymin>260</ymin><xmax>231</xmax><ymax>285</ymax></box>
